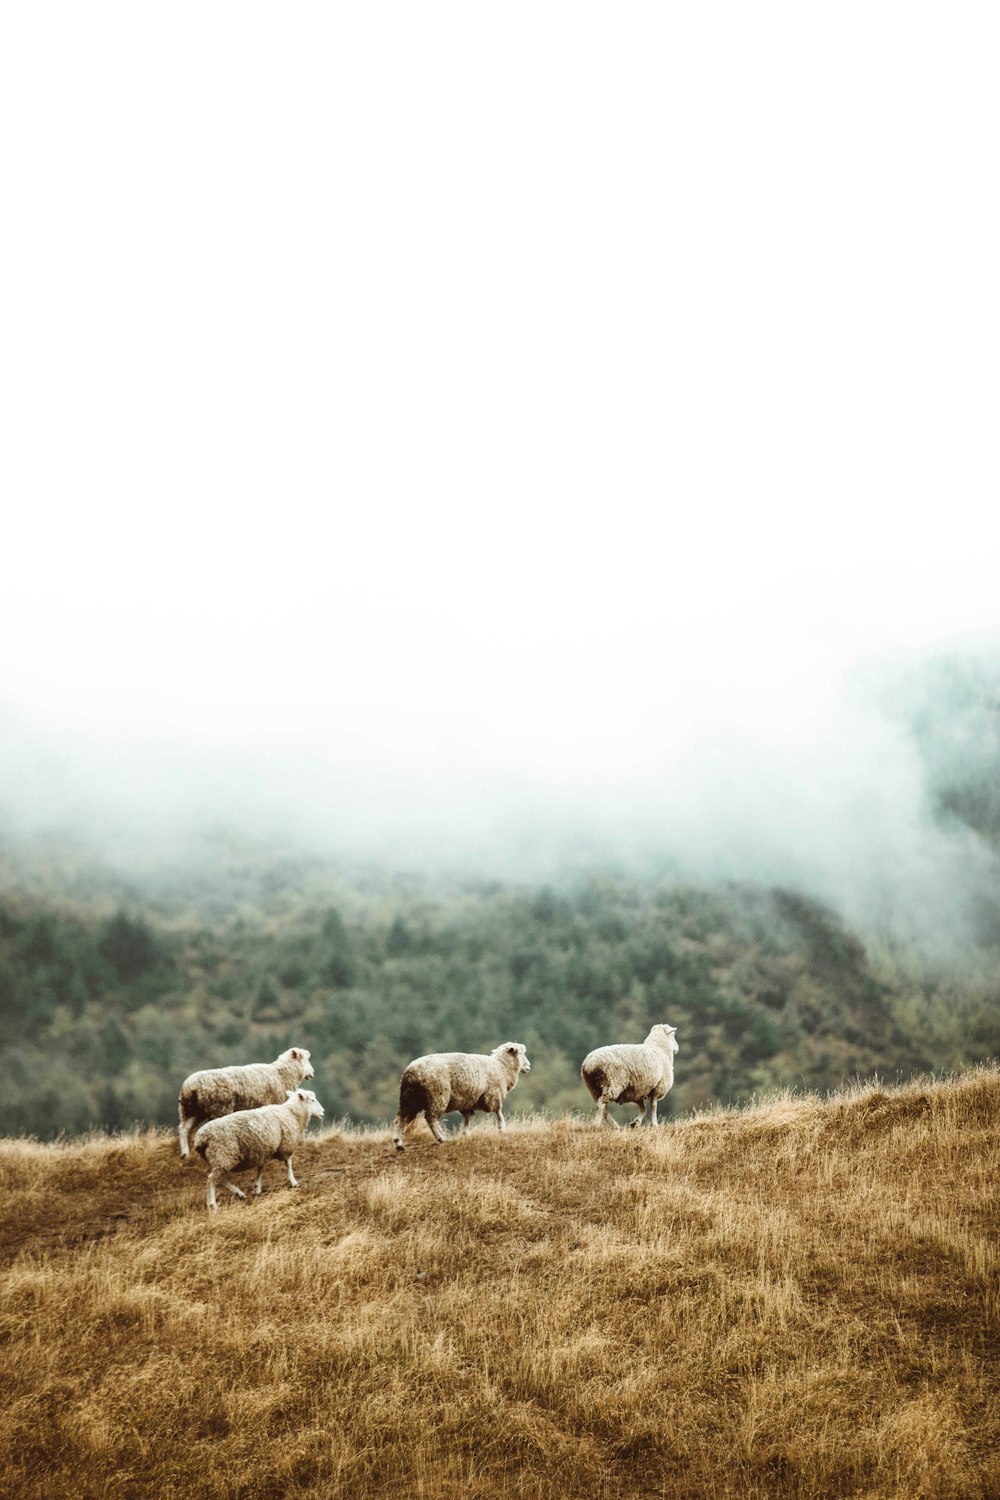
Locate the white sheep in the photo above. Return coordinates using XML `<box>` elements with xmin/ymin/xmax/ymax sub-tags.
<box><xmin>581</xmin><ymin>1024</ymin><xmax>679</xmax><ymax>1127</ymax></box>
<box><xmin>193</xmin><ymin>1088</ymin><xmax>325</xmax><ymax>1210</ymax></box>
<box><xmin>177</xmin><ymin>1046</ymin><xmax>315</xmax><ymax>1158</ymax></box>
<box><xmin>392</xmin><ymin>1042</ymin><xmax>531</xmax><ymax>1150</ymax></box>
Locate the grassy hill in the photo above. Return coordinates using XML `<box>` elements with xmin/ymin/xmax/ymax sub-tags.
<box><xmin>1</xmin><ymin>1066</ymin><xmax>997</xmax><ymax>1499</ymax></box>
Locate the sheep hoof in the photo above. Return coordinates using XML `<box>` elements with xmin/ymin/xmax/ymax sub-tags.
<box><xmin>394</xmin><ymin>1142</ymin><xmax>405</xmax><ymax>1152</ymax></box>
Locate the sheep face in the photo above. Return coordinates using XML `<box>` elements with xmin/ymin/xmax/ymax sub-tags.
<box><xmin>287</xmin><ymin>1088</ymin><xmax>325</xmax><ymax>1120</ymax></box>
<box><xmin>284</xmin><ymin>1047</ymin><xmax>315</xmax><ymax>1080</ymax></box>
<box><xmin>648</xmin><ymin>1024</ymin><xmax>679</xmax><ymax>1057</ymax></box>
<box><xmin>504</xmin><ymin>1042</ymin><xmax>531</xmax><ymax>1075</ymax></box>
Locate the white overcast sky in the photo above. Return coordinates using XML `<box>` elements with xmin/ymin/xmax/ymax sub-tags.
<box><xmin>1</xmin><ymin>4</ymin><xmax>998</xmax><ymax>868</ymax></box>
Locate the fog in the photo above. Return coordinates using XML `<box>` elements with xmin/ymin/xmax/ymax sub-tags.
<box><xmin>2</xmin><ymin>7</ymin><xmax>999</xmax><ymax>965</ymax></box>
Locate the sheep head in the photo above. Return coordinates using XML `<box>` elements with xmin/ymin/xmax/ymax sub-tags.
<box><xmin>281</xmin><ymin>1046</ymin><xmax>315</xmax><ymax>1079</ymax></box>
<box><xmin>647</xmin><ymin>1024</ymin><xmax>679</xmax><ymax>1056</ymax></box>
<box><xmin>496</xmin><ymin>1042</ymin><xmax>531</xmax><ymax>1074</ymax></box>
<box><xmin>287</xmin><ymin>1088</ymin><xmax>325</xmax><ymax>1120</ymax></box>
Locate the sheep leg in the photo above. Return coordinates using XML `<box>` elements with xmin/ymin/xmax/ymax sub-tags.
<box><xmin>495</xmin><ymin>1107</ymin><xmax>506</xmax><ymax>1133</ymax></box>
<box><xmin>392</xmin><ymin>1114</ymin><xmax>406</xmax><ymax>1151</ymax></box>
<box><xmin>629</xmin><ymin>1098</ymin><xmax>648</xmax><ymax>1129</ymax></box>
<box><xmin>253</xmin><ymin>1167</ymin><xmax>265</xmax><ymax>1195</ymax></box>
<box><xmin>461</xmin><ymin>1111</ymin><xmax>475</xmax><ymax>1133</ymax></box>
<box><xmin>594</xmin><ymin>1096</ymin><xmax>619</xmax><ymax>1128</ymax></box>
<box><xmin>285</xmin><ymin>1156</ymin><xmax>299</xmax><ymax>1187</ymax></box>
<box><xmin>207</xmin><ymin>1170</ymin><xmax>245</xmax><ymax>1210</ymax></box>
<box><xmin>178</xmin><ymin>1113</ymin><xmax>199</xmax><ymax>1158</ymax></box>
<box><xmin>648</xmin><ymin>1096</ymin><xmax>659</xmax><ymax>1127</ymax></box>
<box><xmin>426</xmin><ymin>1115</ymin><xmax>448</xmax><ymax>1143</ymax></box>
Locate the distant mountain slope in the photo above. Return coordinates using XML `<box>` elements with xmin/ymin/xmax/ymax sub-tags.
<box><xmin>0</xmin><ymin>825</ymin><xmax>985</xmax><ymax>1139</ymax></box>
<box><xmin>899</xmin><ymin>652</ymin><xmax>1000</xmax><ymax>850</ymax></box>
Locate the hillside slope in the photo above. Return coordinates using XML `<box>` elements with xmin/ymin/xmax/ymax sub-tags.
<box><xmin>1</xmin><ymin>1068</ymin><xmax>998</xmax><ymax>1499</ymax></box>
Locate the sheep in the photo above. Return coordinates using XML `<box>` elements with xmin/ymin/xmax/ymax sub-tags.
<box><xmin>392</xmin><ymin>1042</ymin><xmax>531</xmax><ymax>1150</ymax></box>
<box><xmin>193</xmin><ymin>1088</ymin><xmax>325</xmax><ymax>1210</ymax></box>
<box><xmin>581</xmin><ymin>1024</ymin><xmax>679</xmax><ymax>1127</ymax></box>
<box><xmin>177</xmin><ymin>1046</ymin><xmax>315</xmax><ymax>1159</ymax></box>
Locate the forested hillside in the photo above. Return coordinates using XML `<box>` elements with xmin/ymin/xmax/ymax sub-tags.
<box><xmin>898</xmin><ymin>652</ymin><xmax>1000</xmax><ymax>851</ymax></box>
<box><xmin>2</xmin><ymin>822</ymin><xmax>997</xmax><ymax>1140</ymax></box>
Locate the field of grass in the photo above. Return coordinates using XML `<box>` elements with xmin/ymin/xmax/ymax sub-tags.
<box><xmin>1</xmin><ymin>1068</ymin><xmax>997</xmax><ymax>1499</ymax></box>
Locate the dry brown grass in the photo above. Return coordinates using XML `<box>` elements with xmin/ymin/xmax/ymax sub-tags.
<box><xmin>1</xmin><ymin>1069</ymin><xmax>998</xmax><ymax>1499</ymax></box>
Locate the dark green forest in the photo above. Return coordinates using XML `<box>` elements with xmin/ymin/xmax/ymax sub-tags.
<box><xmin>1</xmin><ymin>836</ymin><xmax>997</xmax><ymax>1141</ymax></box>
<box><xmin>1</xmin><ymin>654</ymin><xmax>998</xmax><ymax>1139</ymax></box>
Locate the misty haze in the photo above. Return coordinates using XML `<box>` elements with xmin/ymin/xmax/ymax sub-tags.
<box><xmin>1</xmin><ymin>640</ymin><xmax>999</xmax><ymax>1138</ymax></box>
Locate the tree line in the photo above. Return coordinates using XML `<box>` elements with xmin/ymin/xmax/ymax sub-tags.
<box><xmin>3</xmin><ymin>856</ymin><xmax>996</xmax><ymax>1140</ymax></box>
